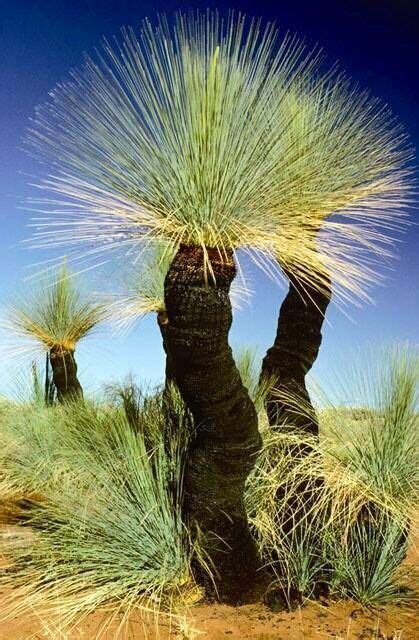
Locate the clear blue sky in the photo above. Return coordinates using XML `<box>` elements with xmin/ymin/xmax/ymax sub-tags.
<box><xmin>0</xmin><ymin>0</ymin><xmax>418</xmax><ymax>401</ymax></box>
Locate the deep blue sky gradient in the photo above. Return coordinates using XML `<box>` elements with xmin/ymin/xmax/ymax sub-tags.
<box><xmin>1</xmin><ymin>0</ymin><xmax>418</xmax><ymax>400</ymax></box>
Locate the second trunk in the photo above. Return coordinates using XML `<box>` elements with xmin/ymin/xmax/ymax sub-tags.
<box><xmin>261</xmin><ymin>271</ymin><xmax>331</xmax><ymax>435</ymax></box>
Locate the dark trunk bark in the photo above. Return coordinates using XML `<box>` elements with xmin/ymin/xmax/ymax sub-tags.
<box><xmin>49</xmin><ymin>346</ymin><xmax>83</xmax><ymax>403</ymax></box>
<box><xmin>261</xmin><ymin>271</ymin><xmax>332</xmax><ymax>435</ymax></box>
<box><xmin>157</xmin><ymin>310</ymin><xmax>176</xmax><ymax>387</ymax></box>
<box><xmin>161</xmin><ymin>244</ymin><xmax>262</xmax><ymax>603</ymax></box>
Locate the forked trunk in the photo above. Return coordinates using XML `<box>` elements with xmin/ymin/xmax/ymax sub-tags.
<box><xmin>49</xmin><ymin>346</ymin><xmax>83</xmax><ymax>402</ymax></box>
<box><xmin>261</xmin><ymin>271</ymin><xmax>332</xmax><ymax>435</ymax></box>
<box><xmin>162</xmin><ymin>244</ymin><xmax>262</xmax><ymax>603</ymax></box>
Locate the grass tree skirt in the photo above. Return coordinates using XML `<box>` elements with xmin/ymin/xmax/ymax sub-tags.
<box><xmin>162</xmin><ymin>244</ymin><xmax>262</xmax><ymax>603</ymax></box>
<box><xmin>49</xmin><ymin>347</ymin><xmax>83</xmax><ymax>402</ymax></box>
<box><xmin>261</xmin><ymin>271</ymin><xmax>332</xmax><ymax>435</ymax></box>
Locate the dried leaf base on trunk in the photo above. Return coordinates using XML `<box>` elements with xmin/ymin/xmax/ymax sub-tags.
<box><xmin>162</xmin><ymin>244</ymin><xmax>262</xmax><ymax>603</ymax></box>
<box><xmin>49</xmin><ymin>347</ymin><xmax>83</xmax><ymax>403</ymax></box>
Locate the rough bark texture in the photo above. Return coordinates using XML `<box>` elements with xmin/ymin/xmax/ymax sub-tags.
<box><xmin>261</xmin><ymin>271</ymin><xmax>332</xmax><ymax>435</ymax></box>
<box><xmin>157</xmin><ymin>310</ymin><xmax>176</xmax><ymax>386</ymax></box>
<box><xmin>161</xmin><ymin>244</ymin><xmax>262</xmax><ymax>603</ymax></box>
<box><xmin>49</xmin><ymin>346</ymin><xmax>83</xmax><ymax>403</ymax></box>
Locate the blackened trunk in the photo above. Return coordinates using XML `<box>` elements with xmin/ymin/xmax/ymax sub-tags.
<box><xmin>261</xmin><ymin>271</ymin><xmax>332</xmax><ymax>435</ymax></box>
<box><xmin>49</xmin><ymin>346</ymin><xmax>83</xmax><ymax>403</ymax></box>
<box><xmin>162</xmin><ymin>244</ymin><xmax>262</xmax><ymax>603</ymax></box>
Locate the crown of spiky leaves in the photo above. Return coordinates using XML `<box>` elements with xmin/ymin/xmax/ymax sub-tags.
<box><xmin>2</xmin><ymin>263</ymin><xmax>107</xmax><ymax>361</ymax></box>
<box><xmin>26</xmin><ymin>11</ymin><xmax>414</xmax><ymax>303</ymax></box>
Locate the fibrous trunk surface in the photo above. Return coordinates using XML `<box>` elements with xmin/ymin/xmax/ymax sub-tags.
<box><xmin>162</xmin><ymin>244</ymin><xmax>262</xmax><ymax>603</ymax></box>
<box><xmin>49</xmin><ymin>347</ymin><xmax>83</xmax><ymax>402</ymax></box>
<box><xmin>261</xmin><ymin>271</ymin><xmax>332</xmax><ymax>435</ymax></box>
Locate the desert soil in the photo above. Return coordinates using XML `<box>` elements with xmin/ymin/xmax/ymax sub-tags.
<box><xmin>1</xmin><ymin>524</ymin><xmax>417</xmax><ymax>640</ymax></box>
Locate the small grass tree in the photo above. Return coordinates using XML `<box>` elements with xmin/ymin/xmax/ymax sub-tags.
<box><xmin>3</xmin><ymin>263</ymin><xmax>107</xmax><ymax>402</ymax></box>
<box><xmin>25</xmin><ymin>12</ymin><xmax>412</xmax><ymax>599</ymax></box>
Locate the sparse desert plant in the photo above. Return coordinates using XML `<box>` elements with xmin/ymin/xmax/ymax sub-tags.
<box><xmin>0</xmin><ymin>396</ymin><xmax>196</xmax><ymax>635</ymax></box>
<box><xmin>25</xmin><ymin>10</ymin><xmax>412</xmax><ymax>598</ymax></box>
<box><xmin>0</xmin><ymin>344</ymin><xmax>416</xmax><ymax>634</ymax></box>
<box><xmin>328</xmin><ymin>510</ymin><xmax>411</xmax><ymax>607</ymax></box>
<box><xmin>320</xmin><ymin>345</ymin><xmax>418</xmax><ymax>525</ymax></box>
<box><xmin>2</xmin><ymin>262</ymin><xmax>107</xmax><ymax>401</ymax></box>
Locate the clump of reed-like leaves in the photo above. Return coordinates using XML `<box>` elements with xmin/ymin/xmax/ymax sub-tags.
<box><xmin>0</xmin><ymin>345</ymin><xmax>416</xmax><ymax>632</ymax></box>
<box><xmin>27</xmin><ymin>11</ymin><xmax>412</xmax><ymax>303</ymax></box>
<box><xmin>1</xmin><ymin>262</ymin><xmax>107</xmax><ymax>364</ymax></box>
<box><xmin>0</xmin><ymin>386</ymin><xmax>198</xmax><ymax>635</ymax></box>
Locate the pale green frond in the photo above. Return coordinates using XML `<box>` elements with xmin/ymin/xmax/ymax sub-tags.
<box><xmin>26</xmin><ymin>11</ymin><xmax>413</xmax><ymax>303</ymax></box>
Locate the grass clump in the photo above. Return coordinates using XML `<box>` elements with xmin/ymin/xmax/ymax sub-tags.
<box><xmin>0</xmin><ymin>388</ymin><xmax>197</xmax><ymax>635</ymax></box>
<box><xmin>0</xmin><ymin>345</ymin><xmax>416</xmax><ymax>631</ymax></box>
<box><xmin>328</xmin><ymin>511</ymin><xmax>411</xmax><ymax>607</ymax></box>
<box><xmin>246</xmin><ymin>345</ymin><xmax>418</xmax><ymax>608</ymax></box>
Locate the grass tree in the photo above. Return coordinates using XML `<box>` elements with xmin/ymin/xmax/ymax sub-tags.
<box><xmin>24</xmin><ymin>13</ymin><xmax>411</xmax><ymax>598</ymax></box>
<box><xmin>261</xmin><ymin>80</ymin><xmax>412</xmax><ymax>434</ymax></box>
<box><xmin>3</xmin><ymin>264</ymin><xmax>107</xmax><ymax>402</ymax></box>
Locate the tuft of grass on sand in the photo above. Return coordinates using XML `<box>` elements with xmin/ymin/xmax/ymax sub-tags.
<box><xmin>0</xmin><ymin>387</ymin><xmax>199</xmax><ymax>636</ymax></box>
<box><xmin>246</xmin><ymin>345</ymin><xmax>418</xmax><ymax>607</ymax></box>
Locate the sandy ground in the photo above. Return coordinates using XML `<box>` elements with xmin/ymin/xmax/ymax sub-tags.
<box><xmin>1</xmin><ymin>524</ymin><xmax>417</xmax><ymax>640</ymax></box>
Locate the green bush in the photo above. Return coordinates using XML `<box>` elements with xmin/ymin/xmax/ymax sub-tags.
<box><xmin>246</xmin><ymin>346</ymin><xmax>418</xmax><ymax>606</ymax></box>
<box><xmin>0</xmin><ymin>389</ymin><xmax>196</xmax><ymax>633</ymax></box>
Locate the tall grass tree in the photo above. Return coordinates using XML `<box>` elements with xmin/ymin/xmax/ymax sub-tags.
<box><xmin>24</xmin><ymin>12</ymin><xmax>412</xmax><ymax>598</ymax></box>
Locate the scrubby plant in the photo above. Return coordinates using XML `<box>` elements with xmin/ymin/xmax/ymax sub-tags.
<box><xmin>0</xmin><ymin>345</ymin><xmax>416</xmax><ymax>635</ymax></box>
<box><xmin>0</xmin><ymin>394</ymin><xmax>197</xmax><ymax>635</ymax></box>
<box><xmin>246</xmin><ymin>346</ymin><xmax>418</xmax><ymax>606</ymax></box>
<box><xmin>328</xmin><ymin>511</ymin><xmax>410</xmax><ymax>607</ymax></box>
<box><xmin>2</xmin><ymin>263</ymin><xmax>107</xmax><ymax>401</ymax></box>
<box><xmin>25</xmin><ymin>10</ymin><xmax>412</xmax><ymax>598</ymax></box>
